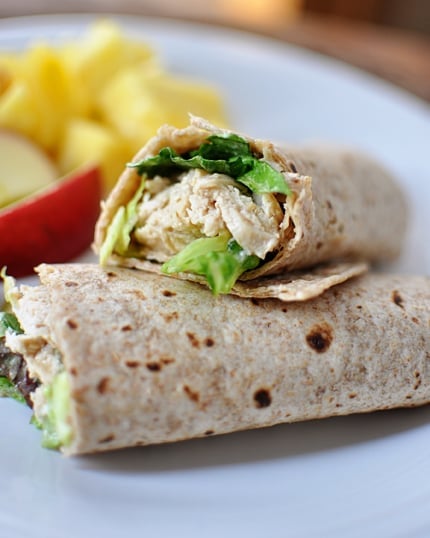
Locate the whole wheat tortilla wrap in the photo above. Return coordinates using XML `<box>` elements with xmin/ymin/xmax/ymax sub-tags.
<box><xmin>2</xmin><ymin>264</ymin><xmax>429</xmax><ymax>456</ymax></box>
<box><xmin>93</xmin><ymin>116</ymin><xmax>407</xmax><ymax>301</ymax></box>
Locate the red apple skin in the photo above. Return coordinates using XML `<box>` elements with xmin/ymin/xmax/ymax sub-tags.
<box><xmin>0</xmin><ymin>165</ymin><xmax>102</xmax><ymax>277</ymax></box>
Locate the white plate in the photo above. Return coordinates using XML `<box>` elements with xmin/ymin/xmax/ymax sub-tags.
<box><xmin>1</xmin><ymin>14</ymin><xmax>430</xmax><ymax>538</ymax></box>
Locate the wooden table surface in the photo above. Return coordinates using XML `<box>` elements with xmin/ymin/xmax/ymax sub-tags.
<box><xmin>1</xmin><ymin>2</ymin><xmax>430</xmax><ymax>104</ymax></box>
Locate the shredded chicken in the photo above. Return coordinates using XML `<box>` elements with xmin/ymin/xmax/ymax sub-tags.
<box><xmin>134</xmin><ymin>169</ymin><xmax>284</xmax><ymax>260</ymax></box>
<box><xmin>5</xmin><ymin>333</ymin><xmax>62</xmax><ymax>387</ymax></box>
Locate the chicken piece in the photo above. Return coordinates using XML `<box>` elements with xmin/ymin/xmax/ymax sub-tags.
<box><xmin>134</xmin><ymin>168</ymin><xmax>284</xmax><ymax>261</ymax></box>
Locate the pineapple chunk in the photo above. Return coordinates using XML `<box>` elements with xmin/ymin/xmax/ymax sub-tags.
<box><xmin>59</xmin><ymin>20</ymin><xmax>155</xmax><ymax>97</ymax></box>
<box><xmin>100</xmin><ymin>66</ymin><xmax>227</xmax><ymax>154</ymax></box>
<box><xmin>0</xmin><ymin>19</ymin><xmax>228</xmax><ymax>194</ymax></box>
<box><xmin>58</xmin><ymin>118</ymin><xmax>131</xmax><ymax>192</ymax></box>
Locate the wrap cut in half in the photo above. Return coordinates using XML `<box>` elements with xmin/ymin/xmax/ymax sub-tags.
<box><xmin>2</xmin><ymin>264</ymin><xmax>429</xmax><ymax>456</ymax></box>
<box><xmin>93</xmin><ymin>116</ymin><xmax>407</xmax><ymax>301</ymax></box>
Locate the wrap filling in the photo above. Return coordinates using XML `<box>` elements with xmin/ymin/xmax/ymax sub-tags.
<box><xmin>100</xmin><ymin>133</ymin><xmax>291</xmax><ymax>293</ymax></box>
<box><xmin>1</xmin><ymin>283</ymin><xmax>73</xmax><ymax>450</ymax></box>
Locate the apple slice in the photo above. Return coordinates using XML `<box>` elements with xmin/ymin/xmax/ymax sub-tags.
<box><xmin>0</xmin><ymin>165</ymin><xmax>102</xmax><ymax>276</ymax></box>
<box><xmin>0</xmin><ymin>129</ymin><xmax>58</xmax><ymax>208</ymax></box>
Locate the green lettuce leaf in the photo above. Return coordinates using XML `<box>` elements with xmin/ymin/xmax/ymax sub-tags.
<box><xmin>1</xmin><ymin>266</ymin><xmax>17</xmax><ymax>307</ymax></box>
<box><xmin>1</xmin><ymin>312</ymin><xmax>25</xmax><ymax>404</ymax></box>
<box><xmin>100</xmin><ymin>134</ymin><xmax>288</xmax><ymax>291</ymax></box>
<box><xmin>99</xmin><ymin>178</ymin><xmax>146</xmax><ymax>265</ymax></box>
<box><xmin>129</xmin><ymin>134</ymin><xmax>291</xmax><ymax>195</ymax></box>
<box><xmin>162</xmin><ymin>234</ymin><xmax>260</xmax><ymax>294</ymax></box>
<box><xmin>0</xmin><ymin>377</ymin><xmax>25</xmax><ymax>403</ymax></box>
<box><xmin>238</xmin><ymin>160</ymin><xmax>290</xmax><ymax>194</ymax></box>
<box><xmin>40</xmin><ymin>371</ymin><xmax>73</xmax><ymax>450</ymax></box>
<box><xmin>0</xmin><ymin>312</ymin><xmax>23</xmax><ymax>337</ymax></box>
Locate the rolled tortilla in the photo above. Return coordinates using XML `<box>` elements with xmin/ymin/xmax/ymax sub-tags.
<box><xmin>4</xmin><ymin>264</ymin><xmax>430</xmax><ymax>456</ymax></box>
<box><xmin>93</xmin><ymin>116</ymin><xmax>407</xmax><ymax>300</ymax></box>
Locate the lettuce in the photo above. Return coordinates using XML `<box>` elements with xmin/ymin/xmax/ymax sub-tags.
<box><xmin>0</xmin><ymin>377</ymin><xmax>25</xmax><ymax>403</ymax></box>
<box><xmin>99</xmin><ymin>178</ymin><xmax>146</xmax><ymax>265</ymax></box>
<box><xmin>162</xmin><ymin>234</ymin><xmax>260</xmax><ymax>294</ymax></box>
<box><xmin>40</xmin><ymin>371</ymin><xmax>73</xmax><ymax>450</ymax></box>
<box><xmin>0</xmin><ymin>312</ymin><xmax>23</xmax><ymax>337</ymax></box>
<box><xmin>1</xmin><ymin>267</ymin><xmax>18</xmax><ymax>308</ymax></box>
<box><xmin>129</xmin><ymin>134</ymin><xmax>291</xmax><ymax>195</ymax></box>
<box><xmin>100</xmin><ymin>134</ymin><xmax>289</xmax><ymax>291</ymax></box>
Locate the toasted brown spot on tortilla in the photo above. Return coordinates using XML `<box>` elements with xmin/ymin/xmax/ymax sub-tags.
<box><xmin>72</xmin><ymin>388</ymin><xmax>88</xmax><ymax>404</ymax></box>
<box><xmin>161</xmin><ymin>357</ymin><xmax>175</xmax><ymax>365</ymax></box>
<box><xmin>204</xmin><ymin>337</ymin><xmax>215</xmax><ymax>347</ymax></box>
<box><xmin>125</xmin><ymin>360</ymin><xmax>140</xmax><ymax>368</ymax></box>
<box><xmin>326</xmin><ymin>199</ymin><xmax>333</xmax><ymax>210</ymax></box>
<box><xmin>204</xmin><ymin>430</ymin><xmax>214</xmax><ymax>436</ymax></box>
<box><xmin>133</xmin><ymin>290</ymin><xmax>146</xmax><ymax>300</ymax></box>
<box><xmin>162</xmin><ymin>290</ymin><xmax>176</xmax><ymax>297</ymax></box>
<box><xmin>65</xmin><ymin>281</ymin><xmax>78</xmax><ymax>287</ymax></box>
<box><xmin>121</xmin><ymin>325</ymin><xmax>133</xmax><ymax>332</ymax></box>
<box><xmin>187</xmin><ymin>332</ymin><xmax>200</xmax><ymax>348</ymax></box>
<box><xmin>315</xmin><ymin>386</ymin><xmax>326</xmax><ymax>397</ymax></box>
<box><xmin>107</xmin><ymin>271</ymin><xmax>118</xmax><ymax>278</ymax></box>
<box><xmin>349</xmin><ymin>392</ymin><xmax>357</xmax><ymax>399</ymax></box>
<box><xmin>66</xmin><ymin>319</ymin><xmax>78</xmax><ymax>330</ymax></box>
<box><xmin>306</xmin><ymin>323</ymin><xmax>333</xmax><ymax>353</ymax></box>
<box><xmin>316</xmin><ymin>241</ymin><xmax>323</xmax><ymax>249</ymax></box>
<box><xmin>69</xmin><ymin>367</ymin><xmax>78</xmax><ymax>376</ymax></box>
<box><xmin>146</xmin><ymin>362</ymin><xmax>161</xmax><ymax>372</ymax></box>
<box><xmin>411</xmin><ymin>317</ymin><xmax>419</xmax><ymax>324</ymax></box>
<box><xmin>163</xmin><ymin>311</ymin><xmax>179</xmax><ymax>322</ymax></box>
<box><xmin>98</xmin><ymin>434</ymin><xmax>115</xmax><ymax>443</ymax></box>
<box><xmin>392</xmin><ymin>290</ymin><xmax>404</xmax><ymax>308</ymax></box>
<box><xmin>184</xmin><ymin>385</ymin><xmax>200</xmax><ymax>402</ymax></box>
<box><xmin>414</xmin><ymin>371</ymin><xmax>422</xmax><ymax>390</ymax></box>
<box><xmin>254</xmin><ymin>388</ymin><xmax>272</xmax><ymax>408</ymax></box>
<box><xmin>97</xmin><ymin>377</ymin><xmax>110</xmax><ymax>394</ymax></box>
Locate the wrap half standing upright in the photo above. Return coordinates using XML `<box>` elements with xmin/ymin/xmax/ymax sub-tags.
<box><xmin>94</xmin><ymin>116</ymin><xmax>407</xmax><ymax>301</ymax></box>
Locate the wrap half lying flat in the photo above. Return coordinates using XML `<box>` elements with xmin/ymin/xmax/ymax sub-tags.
<box><xmin>94</xmin><ymin>116</ymin><xmax>407</xmax><ymax>300</ymax></box>
<box><xmin>4</xmin><ymin>264</ymin><xmax>430</xmax><ymax>455</ymax></box>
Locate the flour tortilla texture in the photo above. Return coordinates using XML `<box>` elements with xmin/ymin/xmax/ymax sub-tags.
<box><xmin>93</xmin><ymin>117</ymin><xmax>408</xmax><ymax>301</ymax></box>
<box><xmin>11</xmin><ymin>264</ymin><xmax>430</xmax><ymax>456</ymax></box>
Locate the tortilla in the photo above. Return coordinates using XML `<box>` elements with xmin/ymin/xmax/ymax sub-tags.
<box><xmin>93</xmin><ymin>116</ymin><xmax>407</xmax><ymax>300</ymax></box>
<box><xmin>4</xmin><ymin>264</ymin><xmax>429</xmax><ymax>456</ymax></box>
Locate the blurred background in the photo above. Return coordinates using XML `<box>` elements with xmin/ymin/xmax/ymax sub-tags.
<box><xmin>1</xmin><ymin>0</ymin><xmax>429</xmax><ymax>102</ymax></box>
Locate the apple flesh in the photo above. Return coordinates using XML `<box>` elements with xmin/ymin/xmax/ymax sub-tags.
<box><xmin>0</xmin><ymin>129</ymin><xmax>58</xmax><ymax>208</ymax></box>
<box><xmin>0</xmin><ymin>165</ymin><xmax>102</xmax><ymax>277</ymax></box>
